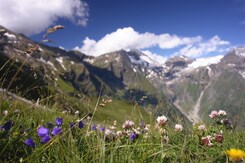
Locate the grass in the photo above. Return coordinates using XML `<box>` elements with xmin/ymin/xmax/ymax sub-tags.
<box><xmin>0</xmin><ymin>98</ymin><xmax>244</xmax><ymax>162</ymax></box>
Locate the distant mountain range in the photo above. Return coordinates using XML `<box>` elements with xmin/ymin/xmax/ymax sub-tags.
<box><xmin>0</xmin><ymin>25</ymin><xmax>244</xmax><ymax>129</ymax></box>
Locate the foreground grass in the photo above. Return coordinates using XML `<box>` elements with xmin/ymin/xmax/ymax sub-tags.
<box><xmin>0</xmin><ymin>99</ymin><xmax>244</xmax><ymax>163</ymax></box>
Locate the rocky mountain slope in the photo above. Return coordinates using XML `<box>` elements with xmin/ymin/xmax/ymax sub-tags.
<box><xmin>161</xmin><ymin>47</ymin><xmax>245</xmax><ymax>129</ymax></box>
<box><xmin>0</xmin><ymin>25</ymin><xmax>189</xmax><ymax>126</ymax></box>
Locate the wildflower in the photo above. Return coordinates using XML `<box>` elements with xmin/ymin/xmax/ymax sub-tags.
<box><xmin>174</xmin><ymin>124</ymin><xmax>183</xmax><ymax>132</ymax></box>
<box><xmin>226</xmin><ymin>149</ymin><xmax>245</xmax><ymax>162</ymax></box>
<box><xmin>92</xmin><ymin>124</ymin><xmax>97</xmax><ymax>131</ymax></box>
<box><xmin>143</xmin><ymin>126</ymin><xmax>149</xmax><ymax>133</ymax></box>
<box><xmin>109</xmin><ymin>125</ymin><xmax>116</xmax><ymax>130</ymax></box>
<box><xmin>70</xmin><ymin>122</ymin><xmax>75</xmax><ymax>129</ymax></box>
<box><xmin>62</xmin><ymin>110</ymin><xmax>67</xmax><ymax>114</ymax></box>
<box><xmin>105</xmin><ymin>129</ymin><xmax>113</xmax><ymax>137</ymax></box>
<box><xmin>75</xmin><ymin>110</ymin><xmax>80</xmax><ymax>115</ymax></box>
<box><xmin>24</xmin><ymin>138</ymin><xmax>35</xmax><ymax>147</ymax></box>
<box><xmin>214</xmin><ymin>133</ymin><xmax>224</xmax><ymax>143</ymax></box>
<box><xmin>51</xmin><ymin>126</ymin><xmax>62</xmax><ymax>136</ymax></box>
<box><xmin>2</xmin><ymin>120</ymin><xmax>13</xmax><ymax>131</ymax></box>
<box><xmin>78</xmin><ymin>120</ymin><xmax>84</xmax><ymax>129</ymax></box>
<box><xmin>156</xmin><ymin>115</ymin><xmax>168</xmax><ymax>127</ymax></box>
<box><xmin>218</xmin><ymin>110</ymin><xmax>227</xmax><ymax>116</ymax></box>
<box><xmin>221</xmin><ymin>119</ymin><xmax>233</xmax><ymax>129</ymax></box>
<box><xmin>3</xmin><ymin>110</ymin><xmax>8</xmax><ymax>116</ymax></box>
<box><xmin>145</xmin><ymin>124</ymin><xmax>150</xmax><ymax>132</ymax></box>
<box><xmin>209</xmin><ymin>111</ymin><xmax>218</xmax><ymax>119</ymax></box>
<box><xmin>198</xmin><ymin>124</ymin><xmax>206</xmax><ymax>131</ymax></box>
<box><xmin>122</xmin><ymin>120</ymin><xmax>134</xmax><ymax>130</ymax></box>
<box><xmin>116</xmin><ymin>131</ymin><xmax>123</xmax><ymax>137</ymax></box>
<box><xmin>41</xmin><ymin>134</ymin><xmax>51</xmax><ymax>144</ymax></box>
<box><xmin>113</xmin><ymin>120</ymin><xmax>117</xmax><ymax>126</ymax></box>
<box><xmin>201</xmin><ymin>135</ymin><xmax>213</xmax><ymax>146</ymax></box>
<box><xmin>87</xmin><ymin>116</ymin><xmax>91</xmax><ymax>120</ymax></box>
<box><xmin>139</xmin><ymin>121</ymin><xmax>145</xmax><ymax>128</ymax></box>
<box><xmin>37</xmin><ymin>126</ymin><xmax>49</xmax><ymax>137</ymax></box>
<box><xmin>55</xmin><ymin>118</ymin><xmax>63</xmax><ymax>126</ymax></box>
<box><xmin>129</xmin><ymin>132</ymin><xmax>138</xmax><ymax>141</ymax></box>
<box><xmin>100</xmin><ymin>127</ymin><xmax>105</xmax><ymax>132</ymax></box>
<box><xmin>162</xmin><ymin>135</ymin><xmax>169</xmax><ymax>143</ymax></box>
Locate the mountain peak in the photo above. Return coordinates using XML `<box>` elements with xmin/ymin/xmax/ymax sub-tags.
<box><xmin>234</xmin><ymin>46</ymin><xmax>245</xmax><ymax>57</ymax></box>
<box><xmin>165</xmin><ymin>55</ymin><xmax>193</xmax><ymax>68</ymax></box>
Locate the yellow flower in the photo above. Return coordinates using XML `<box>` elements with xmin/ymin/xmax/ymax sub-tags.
<box><xmin>226</xmin><ymin>149</ymin><xmax>245</xmax><ymax>162</ymax></box>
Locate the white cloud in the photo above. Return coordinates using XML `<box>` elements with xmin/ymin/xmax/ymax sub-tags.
<box><xmin>0</xmin><ymin>0</ymin><xmax>89</xmax><ymax>36</ymax></box>
<box><xmin>187</xmin><ymin>55</ymin><xmax>224</xmax><ymax>69</ymax></box>
<box><xmin>141</xmin><ymin>50</ymin><xmax>167</xmax><ymax>64</ymax></box>
<box><xmin>174</xmin><ymin>35</ymin><xmax>230</xmax><ymax>57</ymax></box>
<box><xmin>75</xmin><ymin>27</ymin><xmax>202</xmax><ymax>56</ymax></box>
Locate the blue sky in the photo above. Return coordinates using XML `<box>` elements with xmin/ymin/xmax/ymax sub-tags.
<box><xmin>0</xmin><ymin>0</ymin><xmax>244</xmax><ymax>61</ymax></box>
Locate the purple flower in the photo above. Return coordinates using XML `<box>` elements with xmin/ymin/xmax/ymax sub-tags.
<box><xmin>70</xmin><ymin>122</ymin><xmax>75</xmax><ymax>129</ymax></box>
<box><xmin>41</xmin><ymin>134</ymin><xmax>51</xmax><ymax>144</ymax></box>
<box><xmin>129</xmin><ymin>132</ymin><xmax>137</xmax><ymax>141</ymax></box>
<box><xmin>25</xmin><ymin>138</ymin><xmax>35</xmax><ymax>147</ymax></box>
<box><xmin>55</xmin><ymin>118</ymin><xmax>63</xmax><ymax>126</ymax></box>
<box><xmin>100</xmin><ymin>127</ymin><xmax>105</xmax><ymax>132</ymax></box>
<box><xmin>37</xmin><ymin>126</ymin><xmax>49</xmax><ymax>137</ymax></box>
<box><xmin>78</xmin><ymin>120</ymin><xmax>84</xmax><ymax>129</ymax></box>
<box><xmin>51</xmin><ymin>126</ymin><xmax>62</xmax><ymax>136</ymax></box>
<box><xmin>3</xmin><ymin>121</ymin><xmax>13</xmax><ymax>131</ymax></box>
<box><xmin>140</xmin><ymin>121</ymin><xmax>145</xmax><ymax>128</ymax></box>
<box><xmin>92</xmin><ymin>124</ymin><xmax>97</xmax><ymax>131</ymax></box>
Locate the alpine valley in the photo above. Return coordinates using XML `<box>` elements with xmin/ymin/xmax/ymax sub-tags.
<box><xmin>0</xmin><ymin>25</ymin><xmax>245</xmax><ymax>129</ymax></box>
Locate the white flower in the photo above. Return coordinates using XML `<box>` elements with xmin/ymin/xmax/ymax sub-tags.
<box><xmin>87</xmin><ymin>116</ymin><xmax>91</xmax><ymax>120</ymax></box>
<box><xmin>156</xmin><ymin>115</ymin><xmax>168</xmax><ymax>126</ymax></box>
<box><xmin>133</xmin><ymin>128</ymin><xmax>141</xmax><ymax>135</ymax></box>
<box><xmin>116</xmin><ymin>131</ymin><xmax>123</xmax><ymax>137</ymax></box>
<box><xmin>3</xmin><ymin>110</ymin><xmax>8</xmax><ymax>116</ymax></box>
<box><xmin>75</xmin><ymin>110</ymin><xmax>80</xmax><ymax>115</ymax></box>
<box><xmin>122</xmin><ymin>120</ymin><xmax>134</xmax><ymax>129</ymax></box>
<box><xmin>198</xmin><ymin>124</ymin><xmax>206</xmax><ymax>131</ymax></box>
<box><xmin>109</xmin><ymin>125</ymin><xmax>116</xmax><ymax>130</ymax></box>
<box><xmin>174</xmin><ymin>124</ymin><xmax>183</xmax><ymax>132</ymax></box>
<box><xmin>218</xmin><ymin>110</ymin><xmax>227</xmax><ymax>116</ymax></box>
<box><xmin>209</xmin><ymin>110</ymin><xmax>218</xmax><ymax>119</ymax></box>
<box><xmin>105</xmin><ymin>129</ymin><xmax>113</xmax><ymax>136</ymax></box>
<box><xmin>62</xmin><ymin>110</ymin><xmax>67</xmax><ymax>114</ymax></box>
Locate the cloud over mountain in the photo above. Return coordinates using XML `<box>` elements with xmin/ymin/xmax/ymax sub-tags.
<box><xmin>0</xmin><ymin>0</ymin><xmax>89</xmax><ymax>36</ymax></box>
<box><xmin>174</xmin><ymin>36</ymin><xmax>230</xmax><ymax>57</ymax></box>
<box><xmin>75</xmin><ymin>27</ymin><xmax>230</xmax><ymax>59</ymax></box>
<box><xmin>75</xmin><ymin>27</ymin><xmax>202</xmax><ymax>56</ymax></box>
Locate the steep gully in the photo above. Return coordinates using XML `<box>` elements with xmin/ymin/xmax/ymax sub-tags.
<box><xmin>172</xmin><ymin>82</ymin><xmax>211</xmax><ymax>123</ymax></box>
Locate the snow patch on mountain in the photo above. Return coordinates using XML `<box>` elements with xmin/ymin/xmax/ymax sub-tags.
<box><xmin>3</xmin><ymin>32</ymin><xmax>16</xmax><ymax>40</ymax></box>
<box><xmin>84</xmin><ymin>57</ymin><xmax>94</xmax><ymax>63</ymax></box>
<box><xmin>56</xmin><ymin>57</ymin><xmax>66</xmax><ymax>70</ymax></box>
<box><xmin>37</xmin><ymin>57</ymin><xmax>57</xmax><ymax>71</ymax></box>
<box><xmin>128</xmin><ymin>55</ymin><xmax>148</xmax><ymax>66</ymax></box>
